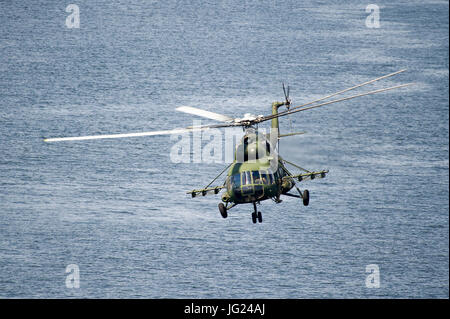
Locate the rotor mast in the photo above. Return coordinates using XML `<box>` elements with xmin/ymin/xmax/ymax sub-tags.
<box><xmin>271</xmin><ymin>101</ymin><xmax>284</xmax><ymax>135</ymax></box>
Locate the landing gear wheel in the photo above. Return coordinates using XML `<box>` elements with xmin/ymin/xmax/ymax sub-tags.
<box><xmin>251</xmin><ymin>212</ymin><xmax>257</xmax><ymax>224</ymax></box>
<box><xmin>218</xmin><ymin>203</ymin><xmax>227</xmax><ymax>218</ymax></box>
<box><xmin>302</xmin><ymin>189</ymin><xmax>310</xmax><ymax>206</ymax></box>
<box><xmin>257</xmin><ymin>211</ymin><xmax>263</xmax><ymax>223</ymax></box>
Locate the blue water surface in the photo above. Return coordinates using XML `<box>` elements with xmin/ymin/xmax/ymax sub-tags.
<box><xmin>0</xmin><ymin>0</ymin><xmax>448</xmax><ymax>298</ymax></box>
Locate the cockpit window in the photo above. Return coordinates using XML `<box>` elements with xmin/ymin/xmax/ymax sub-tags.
<box><xmin>252</xmin><ymin>171</ymin><xmax>261</xmax><ymax>184</ymax></box>
<box><xmin>260</xmin><ymin>171</ymin><xmax>269</xmax><ymax>185</ymax></box>
<box><xmin>267</xmin><ymin>169</ymin><xmax>275</xmax><ymax>184</ymax></box>
<box><xmin>245</xmin><ymin>171</ymin><xmax>252</xmax><ymax>185</ymax></box>
<box><xmin>232</xmin><ymin>170</ymin><xmax>275</xmax><ymax>189</ymax></box>
<box><xmin>241</xmin><ymin>171</ymin><xmax>252</xmax><ymax>185</ymax></box>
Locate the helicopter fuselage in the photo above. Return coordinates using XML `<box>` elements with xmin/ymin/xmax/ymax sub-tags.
<box><xmin>220</xmin><ymin>127</ymin><xmax>295</xmax><ymax>205</ymax></box>
<box><xmin>222</xmin><ymin>159</ymin><xmax>294</xmax><ymax>205</ymax></box>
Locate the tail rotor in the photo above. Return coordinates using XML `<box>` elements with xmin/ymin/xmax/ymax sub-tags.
<box><xmin>282</xmin><ymin>82</ymin><xmax>294</xmax><ymax>133</ymax></box>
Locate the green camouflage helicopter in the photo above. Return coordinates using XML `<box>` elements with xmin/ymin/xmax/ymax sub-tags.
<box><xmin>44</xmin><ymin>70</ymin><xmax>411</xmax><ymax>223</ymax></box>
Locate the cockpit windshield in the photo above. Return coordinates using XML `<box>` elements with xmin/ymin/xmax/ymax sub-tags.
<box><xmin>229</xmin><ymin>170</ymin><xmax>274</xmax><ymax>188</ymax></box>
<box><xmin>260</xmin><ymin>171</ymin><xmax>269</xmax><ymax>184</ymax></box>
<box><xmin>252</xmin><ymin>171</ymin><xmax>261</xmax><ymax>184</ymax></box>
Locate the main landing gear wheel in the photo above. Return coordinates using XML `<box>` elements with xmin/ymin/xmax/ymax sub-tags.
<box><xmin>218</xmin><ymin>203</ymin><xmax>227</xmax><ymax>218</ymax></box>
<box><xmin>257</xmin><ymin>211</ymin><xmax>263</xmax><ymax>223</ymax></box>
<box><xmin>251</xmin><ymin>212</ymin><xmax>257</xmax><ymax>224</ymax></box>
<box><xmin>302</xmin><ymin>189</ymin><xmax>310</xmax><ymax>206</ymax></box>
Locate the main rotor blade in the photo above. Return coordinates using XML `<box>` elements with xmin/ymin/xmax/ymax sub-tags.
<box><xmin>279</xmin><ymin>131</ymin><xmax>306</xmax><ymax>138</ymax></box>
<box><xmin>176</xmin><ymin>106</ymin><xmax>234</xmax><ymax>122</ymax></box>
<box><xmin>289</xmin><ymin>69</ymin><xmax>407</xmax><ymax>113</ymax></box>
<box><xmin>45</xmin><ymin>70</ymin><xmax>410</xmax><ymax>142</ymax></box>
<box><xmin>45</xmin><ymin>126</ymin><xmax>213</xmax><ymax>142</ymax></box>
<box><xmin>43</xmin><ymin>121</ymin><xmax>243</xmax><ymax>143</ymax></box>
<box><xmin>43</xmin><ymin>128</ymin><xmax>196</xmax><ymax>142</ymax></box>
<box><xmin>256</xmin><ymin>83</ymin><xmax>413</xmax><ymax>123</ymax></box>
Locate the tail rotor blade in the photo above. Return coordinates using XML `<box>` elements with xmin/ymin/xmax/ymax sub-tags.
<box><xmin>282</xmin><ymin>82</ymin><xmax>291</xmax><ymax>109</ymax></box>
<box><xmin>282</xmin><ymin>82</ymin><xmax>288</xmax><ymax>101</ymax></box>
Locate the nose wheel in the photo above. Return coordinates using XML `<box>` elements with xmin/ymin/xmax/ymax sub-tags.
<box><xmin>251</xmin><ymin>203</ymin><xmax>263</xmax><ymax>223</ymax></box>
<box><xmin>251</xmin><ymin>211</ymin><xmax>263</xmax><ymax>223</ymax></box>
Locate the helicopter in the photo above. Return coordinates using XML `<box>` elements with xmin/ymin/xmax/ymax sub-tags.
<box><xmin>44</xmin><ymin>69</ymin><xmax>411</xmax><ymax>223</ymax></box>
